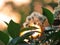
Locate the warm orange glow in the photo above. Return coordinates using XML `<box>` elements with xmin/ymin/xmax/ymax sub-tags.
<box><xmin>0</xmin><ymin>12</ymin><xmax>21</xmax><ymax>30</ymax></box>
<box><xmin>32</xmin><ymin>32</ymin><xmax>40</xmax><ymax>39</ymax></box>
<box><xmin>0</xmin><ymin>12</ymin><xmax>11</xmax><ymax>23</ymax></box>
<box><xmin>0</xmin><ymin>21</ymin><xmax>7</xmax><ymax>31</ymax></box>
<box><xmin>0</xmin><ymin>12</ymin><xmax>21</xmax><ymax>24</ymax></box>
<box><xmin>0</xmin><ymin>3</ymin><xmax>21</xmax><ymax>30</ymax></box>
<box><xmin>13</xmin><ymin>0</ymin><xmax>31</xmax><ymax>6</ymax></box>
<box><xmin>0</xmin><ymin>0</ymin><xmax>6</xmax><ymax>10</ymax></box>
<box><xmin>53</xmin><ymin>0</ymin><xmax>58</xmax><ymax>3</ymax></box>
<box><xmin>0</xmin><ymin>12</ymin><xmax>11</xmax><ymax>30</ymax></box>
<box><xmin>9</xmin><ymin>12</ymin><xmax>21</xmax><ymax>23</ymax></box>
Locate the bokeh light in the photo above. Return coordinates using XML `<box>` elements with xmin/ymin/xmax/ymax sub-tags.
<box><xmin>12</xmin><ymin>0</ymin><xmax>32</xmax><ymax>6</ymax></box>
<box><xmin>0</xmin><ymin>0</ymin><xmax>6</xmax><ymax>10</ymax></box>
<box><xmin>0</xmin><ymin>12</ymin><xmax>11</xmax><ymax>30</ymax></box>
<box><xmin>0</xmin><ymin>0</ymin><xmax>21</xmax><ymax>30</ymax></box>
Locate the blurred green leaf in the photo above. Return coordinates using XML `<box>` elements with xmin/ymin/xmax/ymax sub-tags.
<box><xmin>43</xmin><ymin>7</ymin><xmax>54</xmax><ymax>25</ymax></box>
<box><xmin>8</xmin><ymin>20</ymin><xmax>20</xmax><ymax>38</ymax></box>
<box><xmin>20</xmin><ymin>10</ymin><xmax>27</xmax><ymax>24</ymax></box>
<box><xmin>19</xmin><ymin>10</ymin><xmax>28</xmax><ymax>28</ymax></box>
<box><xmin>0</xmin><ymin>31</ymin><xmax>9</xmax><ymax>45</ymax></box>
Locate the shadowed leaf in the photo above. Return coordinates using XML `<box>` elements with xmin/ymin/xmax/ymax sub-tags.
<box><xmin>43</xmin><ymin>7</ymin><xmax>54</xmax><ymax>25</ymax></box>
<box><xmin>8</xmin><ymin>20</ymin><xmax>20</xmax><ymax>38</ymax></box>
<box><xmin>0</xmin><ymin>31</ymin><xmax>9</xmax><ymax>45</ymax></box>
<box><xmin>8</xmin><ymin>37</ymin><xmax>26</xmax><ymax>45</ymax></box>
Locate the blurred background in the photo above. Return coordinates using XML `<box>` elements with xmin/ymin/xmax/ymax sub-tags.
<box><xmin>0</xmin><ymin>0</ymin><xmax>58</xmax><ymax>31</ymax></box>
<box><xmin>0</xmin><ymin>0</ymin><xmax>59</xmax><ymax>45</ymax></box>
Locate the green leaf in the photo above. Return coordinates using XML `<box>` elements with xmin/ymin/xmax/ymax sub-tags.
<box><xmin>0</xmin><ymin>31</ymin><xmax>9</xmax><ymax>45</ymax></box>
<box><xmin>42</xmin><ymin>7</ymin><xmax>54</xmax><ymax>25</ymax></box>
<box><xmin>8</xmin><ymin>20</ymin><xmax>20</xmax><ymax>38</ymax></box>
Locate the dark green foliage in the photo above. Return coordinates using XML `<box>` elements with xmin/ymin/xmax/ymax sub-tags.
<box><xmin>8</xmin><ymin>37</ymin><xmax>25</xmax><ymax>45</ymax></box>
<box><xmin>0</xmin><ymin>31</ymin><xmax>9</xmax><ymax>45</ymax></box>
<box><xmin>48</xmin><ymin>3</ymin><xmax>58</xmax><ymax>9</ymax></box>
<box><xmin>40</xmin><ymin>27</ymin><xmax>60</xmax><ymax>45</ymax></box>
<box><xmin>43</xmin><ymin>7</ymin><xmax>54</xmax><ymax>25</ymax></box>
<box><xmin>8</xmin><ymin>20</ymin><xmax>20</xmax><ymax>38</ymax></box>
